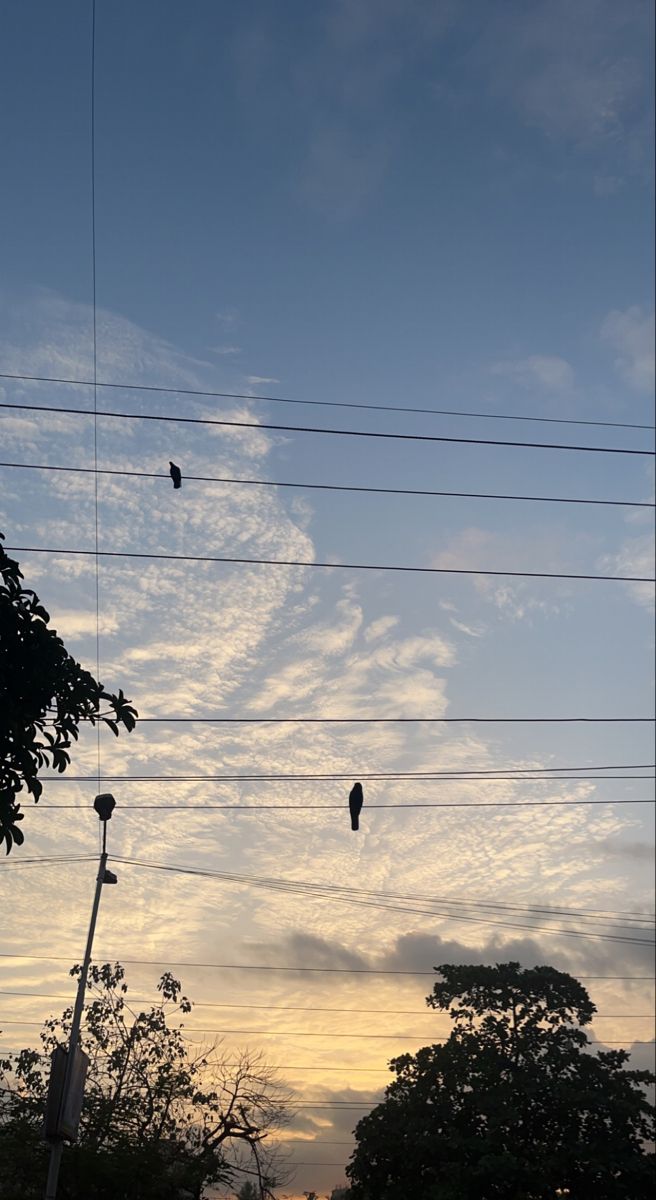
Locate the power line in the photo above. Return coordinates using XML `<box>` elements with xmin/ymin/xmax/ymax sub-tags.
<box><xmin>0</xmin><ymin>954</ymin><xmax>652</xmax><ymax>979</ymax></box>
<box><xmin>2</xmin><ymin>400</ymin><xmax>654</xmax><ymax>457</ymax></box>
<box><xmin>31</xmin><ymin>799</ymin><xmax>656</xmax><ymax>814</ymax></box>
<box><xmin>35</xmin><ymin>780</ymin><xmax>655</xmax><ymax>789</ymax></box>
<box><xmin>2</xmin><ymin>459</ymin><xmax>652</xmax><ymax>510</ymax></box>
<box><xmin>33</xmin><ymin>760</ymin><xmax>655</xmax><ymax>780</ymax></box>
<box><xmin>282</xmin><ymin>1139</ymin><xmax>355</xmax><ymax>1144</ymax></box>
<box><xmin>0</xmin><ymin>1019</ymin><xmax>649</xmax><ymax>1047</ymax></box>
<box><xmin>90</xmin><ymin>0</ymin><xmax>102</xmax><ymax>803</ymax></box>
<box><xmin>1</xmin><ymin>990</ymin><xmax>651</xmax><ymax>1017</ymax></box>
<box><xmin>0</xmin><ymin>371</ymin><xmax>653</xmax><ymax>431</ymax></box>
<box><xmin>112</xmin><ymin>858</ymin><xmax>655</xmax><ymax>946</ymax></box>
<box><xmin>108</xmin><ymin>715</ymin><xmax>656</xmax><ymax>725</ymax></box>
<box><xmin>2</xmin><ymin>371</ymin><xmax>655</xmax><ymax>431</ymax></box>
<box><xmin>10</xmin><ymin>866</ymin><xmax>655</xmax><ymax>924</ymax></box>
<box><xmin>8</xmin><ymin>543</ymin><xmax>653</xmax><ymax>584</ymax></box>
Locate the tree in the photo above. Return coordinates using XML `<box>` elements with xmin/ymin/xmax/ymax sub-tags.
<box><xmin>236</xmin><ymin>1185</ymin><xmax>260</xmax><ymax>1200</ymax></box>
<box><xmin>346</xmin><ymin>962</ymin><xmax>655</xmax><ymax>1200</ymax></box>
<box><xmin>0</xmin><ymin>961</ymin><xmax>292</xmax><ymax>1198</ymax></box>
<box><xmin>0</xmin><ymin>534</ymin><xmax>137</xmax><ymax>852</ymax></box>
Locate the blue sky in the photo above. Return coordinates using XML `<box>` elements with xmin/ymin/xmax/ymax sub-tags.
<box><xmin>1</xmin><ymin>2</ymin><xmax>654</xmax><ymax>1196</ymax></box>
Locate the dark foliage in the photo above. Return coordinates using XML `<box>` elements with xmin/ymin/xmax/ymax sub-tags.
<box><xmin>347</xmin><ymin>962</ymin><xmax>655</xmax><ymax>1200</ymax></box>
<box><xmin>0</xmin><ymin>534</ymin><xmax>137</xmax><ymax>852</ymax></box>
<box><xmin>0</xmin><ymin>962</ymin><xmax>291</xmax><ymax>1199</ymax></box>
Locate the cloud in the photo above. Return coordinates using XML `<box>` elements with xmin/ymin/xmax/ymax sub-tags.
<box><xmin>601</xmin><ymin>307</ymin><xmax>655</xmax><ymax>393</ymax></box>
<box><xmin>363</xmin><ymin>615</ymin><xmax>399</xmax><ymax>643</ymax></box>
<box><xmin>215</xmin><ymin>309</ymin><xmax>238</xmax><ymax>326</ymax></box>
<box><xmin>473</xmin><ymin>0</ymin><xmax>653</xmax><ymax>169</ymax></box>
<box><xmin>490</xmin><ymin>355</ymin><xmax>574</xmax><ymax>391</ymax></box>
<box><xmin>597</xmin><ymin>532</ymin><xmax>655</xmax><ymax>610</ymax></box>
<box><xmin>3</xmin><ymin>286</ymin><xmax>654</xmax><ymax>1163</ymax></box>
<box><xmin>449</xmin><ymin>617</ymin><xmax>485</xmax><ymax>638</ymax></box>
<box><xmin>299</xmin><ymin>124</ymin><xmax>393</xmax><ymax>221</ymax></box>
<box><xmin>430</xmin><ymin>527</ymin><xmax>568</xmax><ymax>621</ymax></box>
<box><xmin>293</xmin><ymin>1</ymin><xmax>453</xmax><ymax>220</ymax></box>
<box><xmin>209</xmin><ymin>344</ymin><xmax>242</xmax><ymax>356</ymax></box>
<box><xmin>602</xmin><ymin>839</ymin><xmax>656</xmax><ymax>864</ymax></box>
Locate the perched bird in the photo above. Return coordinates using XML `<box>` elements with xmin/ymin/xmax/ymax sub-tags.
<box><xmin>169</xmin><ymin>461</ymin><xmax>182</xmax><ymax>489</ymax></box>
<box><xmin>349</xmin><ymin>782</ymin><xmax>363</xmax><ymax>832</ymax></box>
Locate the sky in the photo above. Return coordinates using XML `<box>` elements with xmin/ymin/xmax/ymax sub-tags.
<box><xmin>0</xmin><ymin>1</ymin><xmax>654</xmax><ymax>1196</ymax></box>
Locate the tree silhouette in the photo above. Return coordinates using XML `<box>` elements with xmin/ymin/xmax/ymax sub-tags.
<box><xmin>236</xmin><ymin>1184</ymin><xmax>260</xmax><ymax>1200</ymax></box>
<box><xmin>0</xmin><ymin>961</ymin><xmax>292</xmax><ymax>1198</ymax></box>
<box><xmin>0</xmin><ymin>534</ymin><xmax>137</xmax><ymax>852</ymax></box>
<box><xmin>347</xmin><ymin>962</ymin><xmax>655</xmax><ymax>1199</ymax></box>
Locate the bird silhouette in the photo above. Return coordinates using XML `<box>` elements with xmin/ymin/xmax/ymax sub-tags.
<box><xmin>349</xmin><ymin>782</ymin><xmax>363</xmax><ymax>831</ymax></box>
<box><xmin>169</xmin><ymin>461</ymin><xmax>182</xmax><ymax>489</ymax></box>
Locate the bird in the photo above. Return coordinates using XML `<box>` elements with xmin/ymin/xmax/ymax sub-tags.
<box><xmin>169</xmin><ymin>461</ymin><xmax>182</xmax><ymax>489</ymax></box>
<box><xmin>349</xmin><ymin>782</ymin><xmax>363</xmax><ymax>831</ymax></box>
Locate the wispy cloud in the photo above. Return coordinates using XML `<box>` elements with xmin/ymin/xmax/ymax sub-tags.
<box><xmin>490</xmin><ymin>355</ymin><xmax>574</xmax><ymax>391</ymax></box>
<box><xmin>208</xmin><ymin>344</ymin><xmax>242</xmax><ymax>356</ymax></box>
<box><xmin>601</xmin><ymin>306</ymin><xmax>655</xmax><ymax>393</ymax></box>
<box><xmin>473</xmin><ymin>0</ymin><xmax>653</xmax><ymax>179</ymax></box>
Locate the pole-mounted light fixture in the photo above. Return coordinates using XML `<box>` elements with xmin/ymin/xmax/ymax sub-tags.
<box><xmin>44</xmin><ymin>794</ymin><xmax>119</xmax><ymax>1196</ymax></box>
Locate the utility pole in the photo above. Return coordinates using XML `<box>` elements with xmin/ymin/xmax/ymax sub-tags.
<box><xmin>44</xmin><ymin>794</ymin><xmax>118</xmax><ymax>1199</ymax></box>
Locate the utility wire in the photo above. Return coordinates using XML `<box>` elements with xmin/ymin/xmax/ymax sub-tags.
<box><xmin>33</xmin><ymin>759</ymin><xmax>655</xmax><ymax>781</ymax></box>
<box><xmin>0</xmin><ymin>953</ymin><xmax>651</xmax><ymax>979</ymax></box>
<box><xmin>0</xmin><ymin>371</ymin><xmax>653</xmax><ymax>431</ymax></box>
<box><xmin>0</xmin><ymin>1019</ymin><xmax>648</xmax><ymax>1045</ymax></box>
<box><xmin>112</xmin><ymin>857</ymin><xmax>655</xmax><ymax>946</ymax></box>
<box><xmin>90</xmin><ymin>0</ymin><xmax>101</xmax><ymax>804</ymax></box>
<box><xmin>8</xmin><ymin>543</ymin><xmax>653</xmax><ymax>584</ymax></box>
<box><xmin>1</xmin><ymin>990</ymin><xmax>651</xmax><ymax>1017</ymax></box>
<box><xmin>35</xmin><ymin>780</ymin><xmax>655</xmax><ymax>788</ymax></box>
<box><xmin>9</xmin><ymin>862</ymin><xmax>654</xmax><ymax>922</ymax></box>
<box><xmin>111</xmin><ymin>715</ymin><xmax>656</xmax><ymax>725</ymax></box>
<box><xmin>2</xmin><ymin>459</ymin><xmax>652</xmax><ymax>510</ymax></box>
<box><xmin>1</xmin><ymin>400</ymin><xmax>654</xmax><ymax>456</ymax></box>
<box><xmin>33</xmin><ymin>799</ymin><xmax>656</xmax><ymax>810</ymax></box>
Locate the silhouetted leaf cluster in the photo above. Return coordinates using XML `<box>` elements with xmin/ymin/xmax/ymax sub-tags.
<box><xmin>0</xmin><ymin>961</ymin><xmax>291</xmax><ymax>1198</ymax></box>
<box><xmin>347</xmin><ymin>962</ymin><xmax>655</xmax><ymax>1200</ymax></box>
<box><xmin>0</xmin><ymin>534</ymin><xmax>137</xmax><ymax>852</ymax></box>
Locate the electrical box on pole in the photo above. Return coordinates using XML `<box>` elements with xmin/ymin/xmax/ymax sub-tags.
<box><xmin>44</xmin><ymin>1045</ymin><xmax>89</xmax><ymax>1141</ymax></box>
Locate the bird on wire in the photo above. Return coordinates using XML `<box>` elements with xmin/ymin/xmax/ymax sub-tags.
<box><xmin>169</xmin><ymin>461</ymin><xmax>182</xmax><ymax>489</ymax></box>
<box><xmin>349</xmin><ymin>782</ymin><xmax>363</xmax><ymax>831</ymax></box>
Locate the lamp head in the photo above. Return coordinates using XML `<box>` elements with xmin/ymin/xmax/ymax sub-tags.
<box><xmin>93</xmin><ymin>793</ymin><xmax>116</xmax><ymax>822</ymax></box>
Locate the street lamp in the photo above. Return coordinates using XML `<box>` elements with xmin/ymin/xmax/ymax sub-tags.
<box><xmin>43</xmin><ymin>794</ymin><xmax>118</xmax><ymax>1199</ymax></box>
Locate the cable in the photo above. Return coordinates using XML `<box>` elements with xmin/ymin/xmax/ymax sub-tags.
<box><xmin>32</xmin><ymin>799</ymin><xmax>656</xmax><ymax>811</ymax></box>
<box><xmin>32</xmin><ymin>760</ymin><xmax>655</xmax><ymax>780</ymax></box>
<box><xmin>8</xmin><ymin>544</ymin><xmax>653</xmax><ymax>584</ymax></box>
<box><xmin>7</xmin><ymin>856</ymin><xmax>652</xmax><ymax>926</ymax></box>
<box><xmin>0</xmin><ymin>954</ymin><xmax>652</xmax><ymax>979</ymax></box>
<box><xmin>0</xmin><ymin>1020</ymin><xmax>650</xmax><ymax>1046</ymax></box>
<box><xmin>34</xmin><ymin>780</ymin><xmax>656</xmax><ymax>789</ymax></box>
<box><xmin>2</xmin><ymin>400</ymin><xmax>653</xmax><ymax>456</ymax></box>
<box><xmin>282</xmin><ymin>1139</ymin><xmax>355</xmax><ymax>1144</ymax></box>
<box><xmin>1</xmin><ymin>991</ymin><xmax>652</xmax><ymax>1018</ymax></box>
<box><xmin>90</xmin><ymin>0</ymin><xmax>101</xmax><ymax>800</ymax></box>
<box><xmin>1</xmin><ymin>374</ymin><xmax>656</xmax><ymax>436</ymax></box>
<box><xmin>0</xmin><ymin>371</ymin><xmax>653</xmax><ymax>431</ymax></box>
<box><xmin>2</xmin><ymin>460</ymin><xmax>652</xmax><ymax>510</ymax></box>
<box><xmin>112</xmin><ymin>858</ymin><xmax>655</xmax><ymax>946</ymax></box>
<box><xmin>106</xmin><ymin>715</ymin><xmax>656</xmax><ymax>725</ymax></box>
